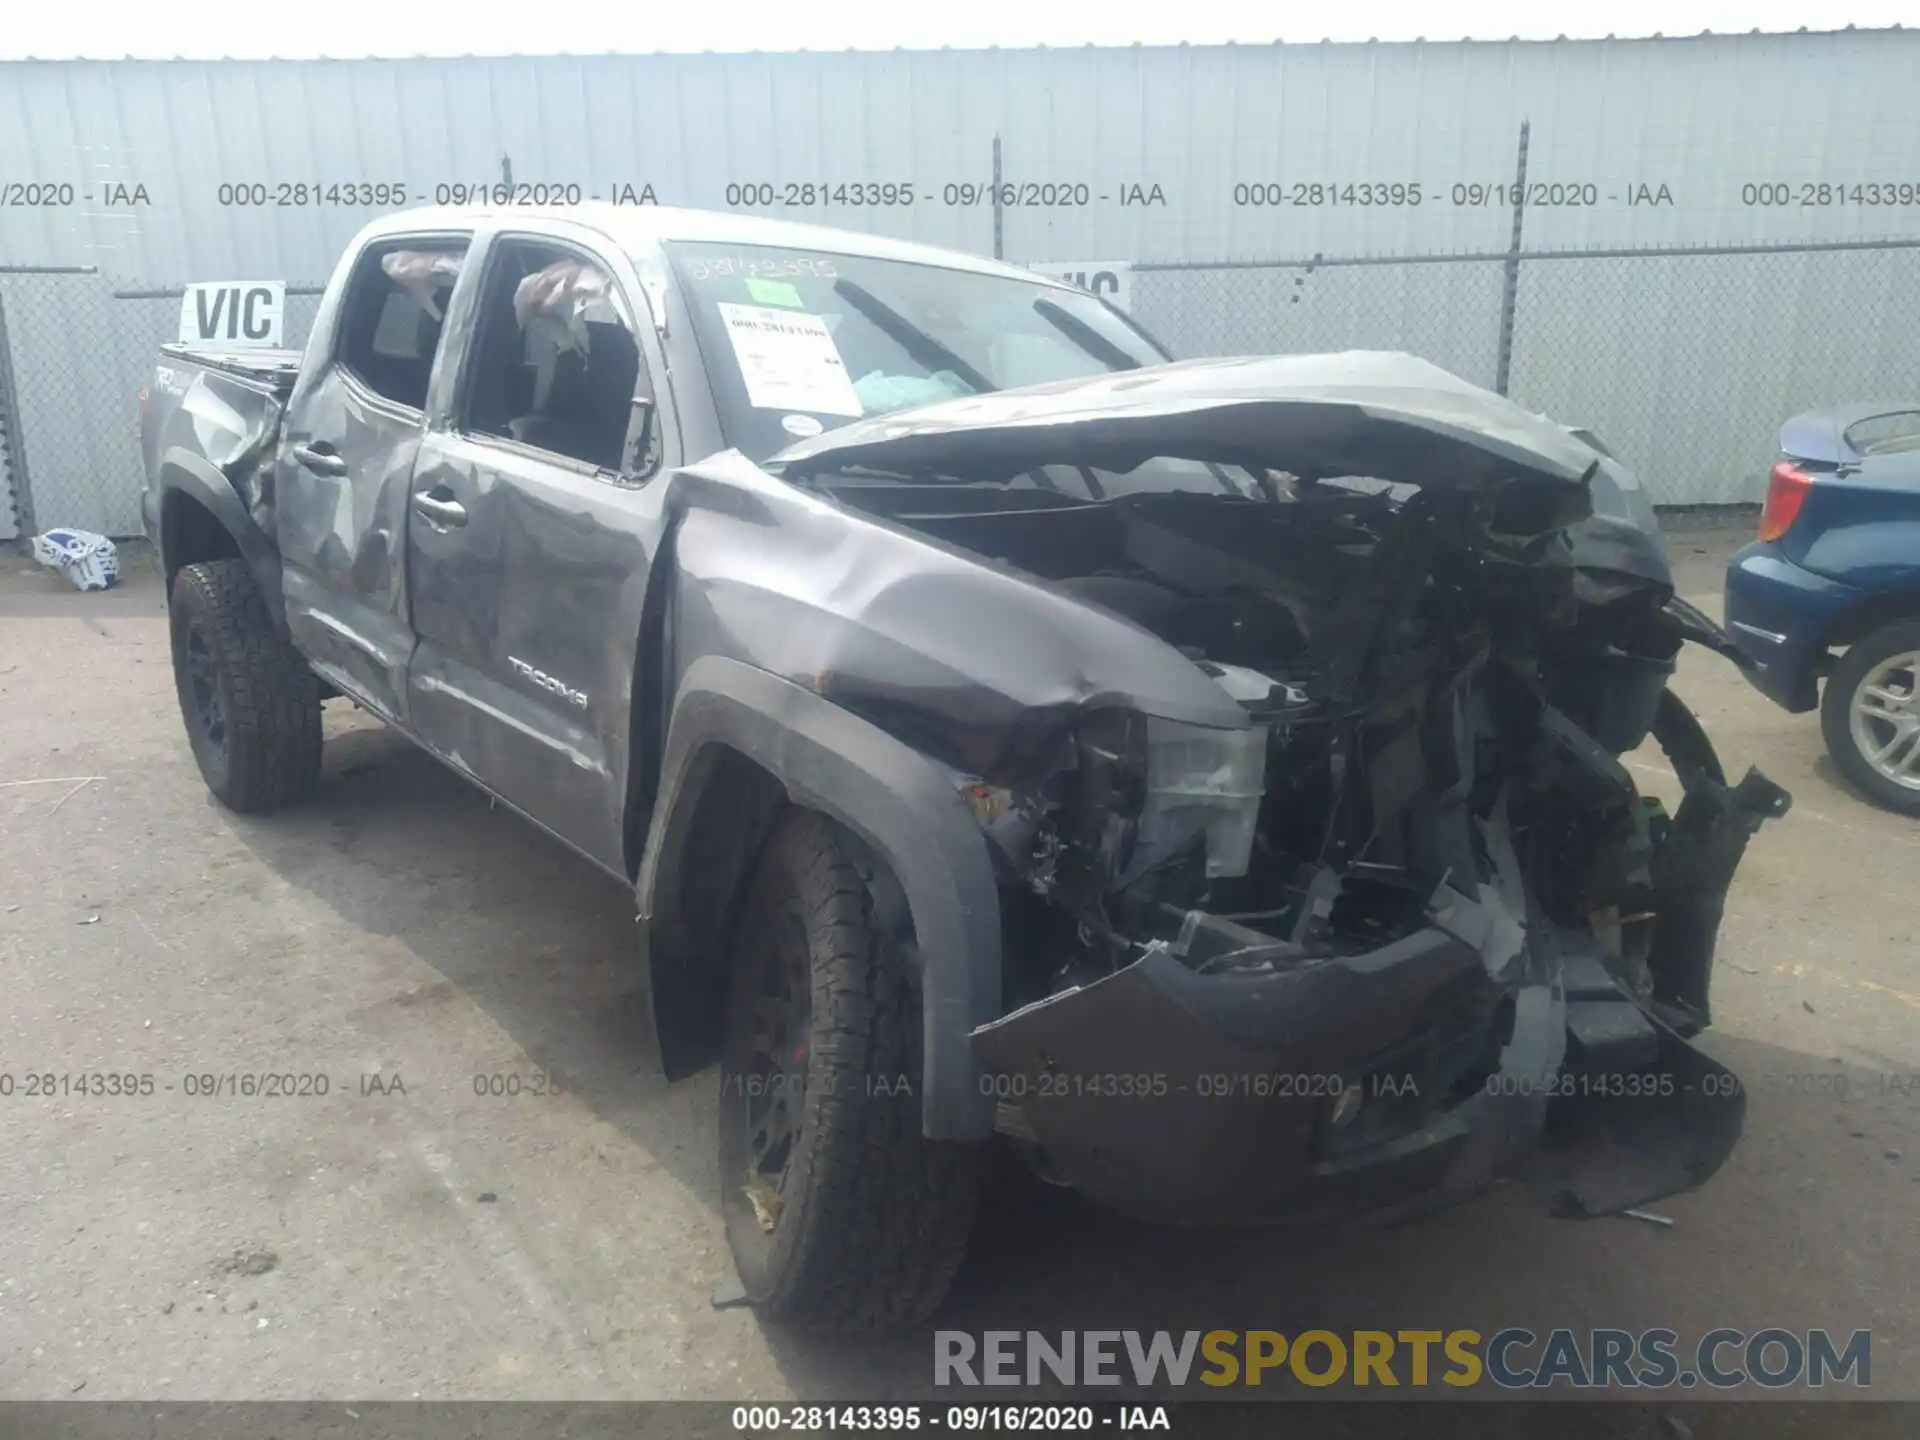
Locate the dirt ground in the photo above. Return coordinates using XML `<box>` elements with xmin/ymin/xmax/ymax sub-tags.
<box><xmin>0</xmin><ymin>520</ymin><xmax>1916</xmax><ymax>1404</ymax></box>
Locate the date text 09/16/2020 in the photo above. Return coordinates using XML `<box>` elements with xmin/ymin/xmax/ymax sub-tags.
<box><xmin>729</xmin><ymin>1406</ymin><xmax>1169</xmax><ymax>1433</ymax></box>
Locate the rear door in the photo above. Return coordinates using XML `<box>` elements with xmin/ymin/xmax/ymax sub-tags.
<box><xmin>404</xmin><ymin>227</ymin><xmax>678</xmax><ymax>872</ymax></box>
<box><xmin>277</xmin><ymin>231</ymin><xmax>471</xmax><ymax>719</ymax></box>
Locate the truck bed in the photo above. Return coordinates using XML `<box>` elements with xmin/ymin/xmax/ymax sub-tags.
<box><xmin>159</xmin><ymin>342</ymin><xmax>303</xmax><ymax>397</ymax></box>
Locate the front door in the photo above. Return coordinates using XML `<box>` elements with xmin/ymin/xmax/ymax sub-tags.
<box><xmin>278</xmin><ymin>235</ymin><xmax>470</xmax><ymax>720</ymax></box>
<box><xmin>404</xmin><ymin>231</ymin><xmax>674</xmax><ymax>872</ymax></box>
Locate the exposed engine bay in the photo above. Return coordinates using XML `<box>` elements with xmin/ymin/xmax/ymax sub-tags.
<box><xmin>808</xmin><ymin>459</ymin><xmax>1790</xmax><ymax>1219</ymax></box>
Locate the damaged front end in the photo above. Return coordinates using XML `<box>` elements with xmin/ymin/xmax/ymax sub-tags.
<box><xmin>774</xmin><ymin>353</ymin><xmax>1790</xmax><ymax>1226</ymax></box>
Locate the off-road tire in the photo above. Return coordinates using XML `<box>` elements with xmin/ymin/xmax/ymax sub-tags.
<box><xmin>169</xmin><ymin>559</ymin><xmax>323</xmax><ymax>813</ymax></box>
<box><xmin>1820</xmin><ymin>619</ymin><xmax>1920</xmax><ymax>817</ymax></box>
<box><xmin>718</xmin><ymin>808</ymin><xmax>981</xmax><ymax>1330</ymax></box>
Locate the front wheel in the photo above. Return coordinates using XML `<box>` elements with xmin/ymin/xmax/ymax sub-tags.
<box><xmin>1820</xmin><ymin>619</ymin><xmax>1920</xmax><ymax>816</ymax></box>
<box><xmin>717</xmin><ymin>809</ymin><xmax>980</xmax><ymax>1330</ymax></box>
<box><xmin>169</xmin><ymin>559</ymin><xmax>322</xmax><ymax>813</ymax></box>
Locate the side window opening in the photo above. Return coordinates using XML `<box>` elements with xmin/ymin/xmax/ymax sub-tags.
<box><xmin>461</xmin><ymin>241</ymin><xmax>647</xmax><ymax>472</ymax></box>
<box><xmin>336</xmin><ymin>241</ymin><xmax>468</xmax><ymax>410</ymax></box>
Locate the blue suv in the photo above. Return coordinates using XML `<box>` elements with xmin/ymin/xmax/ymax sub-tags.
<box><xmin>1724</xmin><ymin>404</ymin><xmax>1920</xmax><ymax>814</ymax></box>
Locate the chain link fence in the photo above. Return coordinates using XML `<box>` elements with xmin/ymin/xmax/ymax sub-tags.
<box><xmin>0</xmin><ymin>275</ymin><xmax>324</xmax><ymax>537</ymax></box>
<box><xmin>1505</xmin><ymin>243</ymin><xmax>1920</xmax><ymax>505</ymax></box>
<box><xmin>1131</xmin><ymin>238</ymin><xmax>1920</xmax><ymax>507</ymax></box>
<box><xmin>1134</xmin><ymin>257</ymin><xmax>1511</xmax><ymax>391</ymax></box>
<box><xmin>2</xmin><ymin>239</ymin><xmax>1919</xmax><ymax>536</ymax></box>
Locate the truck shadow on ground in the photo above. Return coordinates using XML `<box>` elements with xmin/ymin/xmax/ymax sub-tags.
<box><xmin>226</xmin><ymin>713</ymin><xmax>1918</xmax><ymax>1404</ymax></box>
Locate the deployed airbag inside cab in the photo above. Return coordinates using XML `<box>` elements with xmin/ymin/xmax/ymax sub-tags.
<box><xmin>767</xmin><ymin>350</ymin><xmax>1787</xmax><ymax>1225</ymax></box>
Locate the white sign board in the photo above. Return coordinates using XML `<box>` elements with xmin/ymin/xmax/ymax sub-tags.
<box><xmin>1028</xmin><ymin>261</ymin><xmax>1133</xmax><ymax>312</ymax></box>
<box><xmin>178</xmin><ymin>281</ymin><xmax>286</xmax><ymax>347</ymax></box>
<box><xmin>716</xmin><ymin>302</ymin><xmax>864</xmax><ymax>416</ymax></box>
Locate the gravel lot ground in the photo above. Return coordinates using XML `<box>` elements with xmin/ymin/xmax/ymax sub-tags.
<box><xmin>1</xmin><ymin>520</ymin><xmax>1915</xmax><ymax>1405</ymax></box>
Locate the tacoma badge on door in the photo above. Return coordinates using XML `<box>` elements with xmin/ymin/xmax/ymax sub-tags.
<box><xmin>508</xmin><ymin>656</ymin><xmax>590</xmax><ymax>708</ymax></box>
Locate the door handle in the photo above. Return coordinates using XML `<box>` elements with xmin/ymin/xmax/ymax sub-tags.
<box><xmin>413</xmin><ymin>491</ymin><xmax>468</xmax><ymax>528</ymax></box>
<box><xmin>292</xmin><ymin>442</ymin><xmax>348</xmax><ymax>477</ymax></box>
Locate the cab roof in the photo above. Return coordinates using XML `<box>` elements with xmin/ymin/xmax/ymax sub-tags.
<box><xmin>355</xmin><ymin>202</ymin><xmax>1061</xmax><ymax>288</ymax></box>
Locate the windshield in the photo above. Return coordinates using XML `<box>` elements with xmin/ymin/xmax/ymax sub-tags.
<box><xmin>663</xmin><ymin>240</ymin><xmax>1170</xmax><ymax>464</ymax></box>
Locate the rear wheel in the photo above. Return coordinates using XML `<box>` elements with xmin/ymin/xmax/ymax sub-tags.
<box><xmin>1820</xmin><ymin>619</ymin><xmax>1920</xmax><ymax>816</ymax></box>
<box><xmin>169</xmin><ymin>559</ymin><xmax>322</xmax><ymax>813</ymax></box>
<box><xmin>717</xmin><ymin>809</ymin><xmax>980</xmax><ymax>1330</ymax></box>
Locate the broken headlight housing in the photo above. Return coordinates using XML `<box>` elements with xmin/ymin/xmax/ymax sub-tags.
<box><xmin>1069</xmin><ymin>710</ymin><xmax>1267</xmax><ymax>888</ymax></box>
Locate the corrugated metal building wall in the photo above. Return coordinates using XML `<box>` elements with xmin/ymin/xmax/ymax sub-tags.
<box><xmin>6</xmin><ymin>32</ymin><xmax>1919</xmax><ymax>279</ymax></box>
<box><xmin>1</xmin><ymin>31</ymin><xmax>1918</xmax><ymax>531</ymax></box>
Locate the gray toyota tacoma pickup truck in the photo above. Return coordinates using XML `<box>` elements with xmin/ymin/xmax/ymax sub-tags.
<box><xmin>141</xmin><ymin>204</ymin><xmax>1788</xmax><ymax>1330</ymax></box>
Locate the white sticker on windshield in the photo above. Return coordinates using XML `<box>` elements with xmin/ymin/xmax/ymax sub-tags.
<box><xmin>717</xmin><ymin>303</ymin><xmax>863</xmax><ymax>417</ymax></box>
<box><xmin>781</xmin><ymin>413</ymin><xmax>825</xmax><ymax>438</ymax></box>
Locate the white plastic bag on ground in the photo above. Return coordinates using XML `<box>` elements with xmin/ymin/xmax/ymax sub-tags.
<box><xmin>31</xmin><ymin>529</ymin><xmax>121</xmax><ymax>592</ymax></box>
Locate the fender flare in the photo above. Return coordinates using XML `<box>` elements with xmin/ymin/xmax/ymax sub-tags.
<box><xmin>156</xmin><ymin>449</ymin><xmax>285</xmax><ymax>630</ymax></box>
<box><xmin>634</xmin><ymin>655</ymin><xmax>1002</xmax><ymax>1140</ymax></box>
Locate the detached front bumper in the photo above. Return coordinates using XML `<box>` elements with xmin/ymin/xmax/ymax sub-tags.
<box><xmin>972</xmin><ymin>925</ymin><xmax>1746</xmax><ymax>1228</ymax></box>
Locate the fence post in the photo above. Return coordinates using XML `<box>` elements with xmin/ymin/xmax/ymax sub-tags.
<box><xmin>1494</xmin><ymin>118</ymin><xmax>1530</xmax><ymax>396</ymax></box>
<box><xmin>991</xmin><ymin>135</ymin><xmax>1005</xmax><ymax>260</ymax></box>
<box><xmin>0</xmin><ymin>290</ymin><xmax>35</xmax><ymax>538</ymax></box>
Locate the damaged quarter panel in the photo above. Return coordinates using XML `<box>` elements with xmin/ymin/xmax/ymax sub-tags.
<box><xmin>142</xmin><ymin>349</ymin><xmax>300</xmax><ymax>621</ymax></box>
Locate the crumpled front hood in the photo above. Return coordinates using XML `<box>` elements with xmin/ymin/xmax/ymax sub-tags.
<box><xmin>767</xmin><ymin>349</ymin><xmax>1605</xmax><ymax>495</ymax></box>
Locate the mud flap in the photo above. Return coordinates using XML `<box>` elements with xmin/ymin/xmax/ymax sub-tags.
<box><xmin>1525</xmin><ymin>1026</ymin><xmax>1745</xmax><ymax>1219</ymax></box>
